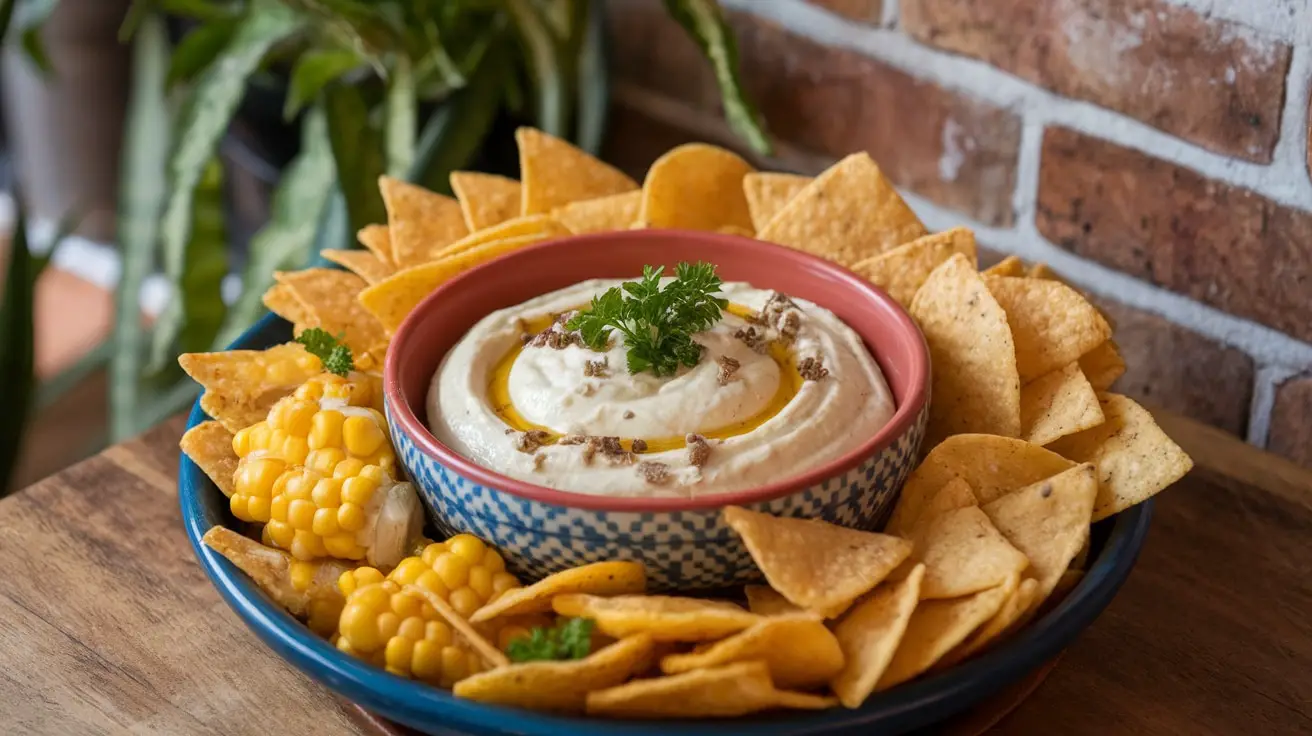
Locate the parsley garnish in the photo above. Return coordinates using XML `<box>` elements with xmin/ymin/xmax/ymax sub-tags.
<box><xmin>296</xmin><ymin>328</ymin><xmax>354</xmax><ymax>377</ymax></box>
<box><xmin>506</xmin><ymin>617</ymin><xmax>595</xmax><ymax>662</ymax></box>
<box><xmin>567</xmin><ymin>262</ymin><xmax>727</xmax><ymax>376</ymax></box>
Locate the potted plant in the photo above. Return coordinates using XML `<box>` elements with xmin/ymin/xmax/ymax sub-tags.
<box><xmin>100</xmin><ymin>0</ymin><xmax>768</xmax><ymax>442</ymax></box>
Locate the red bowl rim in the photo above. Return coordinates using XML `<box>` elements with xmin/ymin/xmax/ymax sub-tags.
<box><xmin>384</xmin><ymin>230</ymin><xmax>930</xmax><ymax>513</ymax></box>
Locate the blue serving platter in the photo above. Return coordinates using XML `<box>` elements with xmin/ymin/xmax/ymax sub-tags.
<box><xmin>180</xmin><ymin>312</ymin><xmax>1153</xmax><ymax>736</ymax></box>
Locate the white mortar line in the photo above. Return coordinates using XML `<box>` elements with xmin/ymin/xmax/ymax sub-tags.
<box><xmin>722</xmin><ymin>0</ymin><xmax>1312</xmax><ymax>211</ymax></box>
<box><xmin>879</xmin><ymin>0</ymin><xmax>899</xmax><ymax>29</ymax></box>
<box><xmin>1010</xmin><ymin>115</ymin><xmax>1045</xmax><ymax>227</ymax></box>
<box><xmin>1159</xmin><ymin>0</ymin><xmax>1312</xmax><ymax>44</ymax></box>
<box><xmin>1274</xmin><ymin>42</ymin><xmax>1312</xmax><ymax>179</ymax></box>
<box><xmin>613</xmin><ymin>85</ymin><xmax>1312</xmax><ymax>372</ymax></box>
<box><xmin>1247</xmin><ymin>365</ymin><xmax>1300</xmax><ymax>446</ymax></box>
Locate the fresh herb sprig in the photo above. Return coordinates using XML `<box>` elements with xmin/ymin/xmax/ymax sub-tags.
<box><xmin>506</xmin><ymin>617</ymin><xmax>595</xmax><ymax>663</ymax></box>
<box><xmin>296</xmin><ymin>328</ymin><xmax>354</xmax><ymax>377</ymax></box>
<box><xmin>568</xmin><ymin>262</ymin><xmax>727</xmax><ymax>377</ymax></box>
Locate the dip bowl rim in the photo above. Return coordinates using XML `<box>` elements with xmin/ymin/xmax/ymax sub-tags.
<box><xmin>383</xmin><ymin>229</ymin><xmax>931</xmax><ymax>513</ymax></box>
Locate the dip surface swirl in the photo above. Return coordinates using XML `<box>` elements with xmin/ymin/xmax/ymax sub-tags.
<box><xmin>427</xmin><ymin>279</ymin><xmax>895</xmax><ymax>497</ymax></box>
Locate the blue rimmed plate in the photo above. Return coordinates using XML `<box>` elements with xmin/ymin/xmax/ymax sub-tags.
<box><xmin>179</xmin><ymin>312</ymin><xmax>1152</xmax><ymax>736</ymax></box>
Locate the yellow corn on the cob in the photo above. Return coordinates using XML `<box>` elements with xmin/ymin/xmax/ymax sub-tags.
<box><xmin>202</xmin><ymin>526</ymin><xmax>353</xmax><ymax>637</ymax></box>
<box><xmin>335</xmin><ymin>535</ymin><xmax>535</xmax><ymax>685</ymax></box>
<box><xmin>229</xmin><ymin>373</ymin><xmax>422</xmax><ymax>569</ymax></box>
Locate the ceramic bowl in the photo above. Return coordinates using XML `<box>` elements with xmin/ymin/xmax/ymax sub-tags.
<box><xmin>384</xmin><ymin>229</ymin><xmax>929</xmax><ymax>590</ymax></box>
<box><xmin>181</xmin><ymin>312</ymin><xmax>1154</xmax><ymax>736</ymax></box>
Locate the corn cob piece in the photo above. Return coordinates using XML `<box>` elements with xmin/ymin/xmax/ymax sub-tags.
<box><xmin>229</xmin><ymin>372</ymin><xmax>421</xmax><ymax>569</ymax></box>
<box><xmin>335</xmin><ymin>535</ymin><xmax>542</xmax><ymax>685</ymax></box>
<box><xmin>202</xmin><ymin>526</ymin><xmax>353</xmax><ymax>637</ymax></box>
<box><xmin>336</xmin><ymin>574</ymin><xmax>495</xmax><ymax>687</ymax></box>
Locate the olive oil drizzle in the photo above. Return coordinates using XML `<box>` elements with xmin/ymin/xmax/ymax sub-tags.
<box><xmin>487</xmin><ymin>304</ymin><xmax>803</xmax><ymax>453</ymax></box>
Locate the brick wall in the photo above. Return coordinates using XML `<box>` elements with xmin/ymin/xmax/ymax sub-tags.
<box><xmin>602</xmin><ymin>0</ymin><xmax>1312</xmax><ymax>468</ymax></box>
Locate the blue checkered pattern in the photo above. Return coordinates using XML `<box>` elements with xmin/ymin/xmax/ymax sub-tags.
<box><xmin>391</xmin><ymin>404</ymin><xmax>926</xmax><ymax>590</ymax></box>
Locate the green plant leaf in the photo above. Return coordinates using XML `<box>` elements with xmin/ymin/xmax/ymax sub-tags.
<box><xmin>323</xmin><ymin>82</ymin><xmax>388</xmax><ymax>234</ymax></box>
<box><xmin>0</xmin><ymin>204</ymin><xmax>41</xmax><ymax>495</ymax></box>
<box><xmin>284</xmin><ymin>46</ymin><xmax>363</xmax><ymax>120</ymax></box>
<box><xmin>662</xmin><ymin>0</ymin><xmax>770</xmax><ymax>155</ymax></box>
<box><xmin>574</xmin><ymin>0</ymin><xmax>608</xmax><ymax>154</ymax></box>
<box><xmin>16</xmin><ymin>0</ymin><xmax>57</xmax><ymax>76</ymax></box>
<box><xmin>503</xmin><ymin>0</ymin><xmax>568</xmax><ymax>137</ymax></box>
<box><xmin>151</xmin><ymin>157</ymin><xmax>229</xmax><ymax>368</ymax></box>
<box><xmin>149</xmin><ymin>0</ymin><xmax>301</xmax><ymax>373</ymax></box>
<box><xmin>216</xmin><ymin>106</ymin><xmax>335</xmax><ymax>347</ymax></box>
<box><xmin>409</xmin><ymin>38</ymin><xmax>510</xmax><ymax>193</ymax></box>
<box><xmin>385</xmin><ymin>55</ymin><xmax>416</xmax><ymax>176</ymax></box>
<box><xmin>167</xmin><ymin>19</ymin><xmax>239</xmax><ymax>89</ymax></box>
<box><xmin>0</xmin><ymin>0</ymin><xmax>17</xmax><ymax>42</ymax></box>
<box><xmin>112</xmin><ymin>14</ymin><xmax>172</xmax><ymax>442</ymax></box>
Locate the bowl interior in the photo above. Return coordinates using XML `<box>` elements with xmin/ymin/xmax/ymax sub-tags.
<box><xmin>387</xmin><ymin>229</ymin><xmax>928</xmax><ymax>497</ymax></box>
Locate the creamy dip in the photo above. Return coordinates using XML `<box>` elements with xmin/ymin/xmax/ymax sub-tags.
<box><xmin>427</xmin><ymin>279</ymin><xmax>895</xmax><ymax>497</ymax></box>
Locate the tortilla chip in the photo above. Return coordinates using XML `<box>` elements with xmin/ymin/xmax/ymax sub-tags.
<box><xmin>517</xmin><ymin>127</ymin><xmax>638</xmax><ymax>215</ymax></box>
<box><xmin>552</xmin><ymin>594</ymin><xmax>761</xmax><ymax>642</ymax></box>
<box><xmin>180</xmin><ymin>343</ymin><xmax>321</xmax><ymax>432</ymax></box>
<box><xmin>585</xmin><ymin>660</ymin><xmax>836</xmax><ymax>718</ymax></box>
<box><xmin>1020</xmin><ymin>362</ymin><xmax>1106</xmax><ymax>446</ymax></box>
<box><xmin>470</xmin><ymin>561</ymin><xmax>647</xmax><ymax>623</ymax></box>
<box><xmin>910</xmin><ymin>254</ymin><xmax>1021</xmax><ymax>446</ymax></box>
<box><xmin>885</xmin><ymin>434</ymin><xmax>1076</xmax><ymax>536</ymax></box>
<box><xmin>983</xmin><ymin>255</ymin><xmax>1024</xmax><ymax>277</ymax></box>
<box><xmin>743</xmin><ymin>585</ymin><xmax>801</xmax><ymax>616</ymax></box>
<box><xmin>984</xmin><ymin>275</ymin><xmax>1112</xmax><ymax>383</ymax></box>
<box><xmin>636</xmin><ymin>144</ymin><xmax>755</xmax><ymax>232</ymax></box>
<box><xmin>1028</xmin><ymin>262</ymin><xmax>1056</xmax><ymax>279</ymax></box>
<box><xmin>321</xmin><ymin>249</ymin><xmax>393</xmax><ymax>285</ymax></box>
<box><xmin>717</xmin><ymin>225</ymin><xmax>755</xmax><ymax>237</ymax></box>
<box><xmin>355</xmin><ymin>224</ymin><xmax>395</xmax><ymax>268</ymax></box>
<box><xmin>453</xmin><ymin>634</ymin><xmax>654</xmax><ymax>713</ymax></box>
<box><xmin>909</xmin><ymin>505</ymin><xmax>1030</xmax><ymax>599</ymax></box>
<box><xmin>552</xmin><ymin>191</ymin><xmax>641</xmax><ymax>235</ymax></box>
<box><xmin>830</xmin><ymin>564</ymin><xmax>924</xmax><ymax>708</ymax></box>
<box><xmin>939</xmin><ymin>576</ymin><xmax>1041</xmax><ymax>667</ymax></box>
<box><xmin>981</xmin><ymin>463</ymin><xmax>1097</xmax><ymax>619</ymax></box>
<box><xmin>876</xmin><ymin>575</ymin><xmax>1016</xmax><ymax>690</ymax></box>
<box><xmin>850</xmin><ymin>227</ymin><xmax>978</xmax><ymax>309</ymax></box>
<box><xmin>1079</xmin><ymin>341</ymin><xmax>1126</xmax><ymax>391</ymax></box>
<box><xmin>262</xmin><ymin>284</ymin><xmax>316</xmax><ymax>328</ymax></box>
<box><xmin>274</xmin><ymin>269</ymin><xmax>387</xmax><ymax>354</ymax></box>
<box><xmin>914</xmin><ymin>477</ymin><xmax>978</xmax><ymax>529</ymax></box>
<box><xmin>449</xmin><ymin>171</ymin><xmax>521</xmax><ymax>231</ymax></box>
<box><xmin>743</xmin><ymin>172</ymin><xmax>811</xmax><ymax>232</ymax></box>
<box><xmin>200</xmin><ymin>389</ymin><xmax>281</xmax><ymax>433</ymax></box>
<box><xmin>378</xmin><ymin>176</ymin><xmax>469</xmax><ymax>267</ymax></box>
<box><xmin>180</xmin><ymin>421</ymin><xmax>239</xmax><ymax>497</ymax></box>
<box><xmin>757</xmin><ymin>153</ymin><xmax>926</xmax><ymax>265</ymax></box>
<box><xmin>1048</xmin><ymin>393</ymin><xmax>1193</xmax><ymax>521</ymax></box>
<box><xmin>430</xmin><ymin>215</ymin><xmax>566</xmax><ymax>261</ymax></box>
<box><xmin>660</xmin><ymin>614</ymin><xmax>843</xmax><ymax>690</ymax></box>
<box><xmin>359</xmin><ymin>233</ymin><xmax>548</xmax><ymax>333</ymax></box>
<box><xmin>722</xmin><ymin>506</ymin><xmax>912</xmax><ymax>618</ymax></box>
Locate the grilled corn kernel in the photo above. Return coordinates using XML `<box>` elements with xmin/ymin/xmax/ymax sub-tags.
<box><xmin>386</xmin><ymin>538</ymin><xmax>523</xmax><ymax>630</ymax></box>
<box><xmin>228</xmin><ymin>371</ymin><xmax>407</xmax><ymax>564</ymax></box>
<box><xmin>336</xmin><ymin>580</ymin><xmax>488</xmax><ymax>688</ymax></box>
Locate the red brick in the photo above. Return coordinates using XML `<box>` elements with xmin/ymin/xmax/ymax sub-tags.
<box><xmin>601</xmin><ymin>103</ymin><xmax>704</xmax><ymax>180</ymax></box>
<box><xmin>902</xmin><ymin>0</ymin><xmax>1291</xmax><ymax>162</ymax></box>
<box><xmin>1093</xmin><ymin>299</ymin><xmax>1254</xmax><ymax>436</ymax></box>
<box><xmin>806</xmin><ymin>0</ymin><xmax>882</xmax><ymax>24</ymax></box>
<box><xmin>1036</xmin><ymin>127</ymin><xmax>1312</xmax><ymax>343</ymax></box>
<box><xmin>606</xmin><ymin>2</ymin><xmax>1022</xmax><ymax>226</ymax></box>
<box><xmin>1268</xmin><ymin>375</ymin><xmax>1312</xmax><ymax>469</ymax></box>
<box><xmin>730</xmin><ymin>15</ymin><xmax>1022</xmax><ymax>226</ymax></box>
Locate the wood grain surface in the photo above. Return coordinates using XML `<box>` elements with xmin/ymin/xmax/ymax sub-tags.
<box><xmin>0</xmin><ymin>413</ymin><xmax>1309</xmax><ymax>735</ymax></box>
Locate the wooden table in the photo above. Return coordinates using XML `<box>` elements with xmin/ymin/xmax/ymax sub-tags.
<box><xmin>2</xmin><ymin>413</ymin><xmax>1309</xmax><ymax>735</ymax></box>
